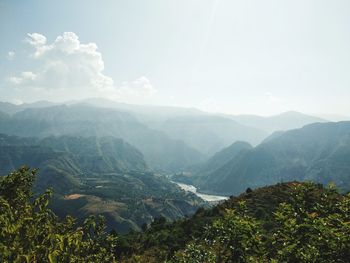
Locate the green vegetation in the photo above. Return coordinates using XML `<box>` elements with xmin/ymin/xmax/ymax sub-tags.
<box><xmin>118</xmin><ymin>182</ymin><xmax>350</xmax><ymax>262</ymax></box>
<box><xmin>0</xmin><ymin>167</ymin><xmax>117</xmax><ymax>262</ymax></box>
<box><xmin>0</xmin><ymin>135</ymin><xmax>206</xmax><ymax>233</ymax></box>
<box><xmin>1</xmin><ymin>167</ymin><xmax>349</xmax><ymax>262</ymax></box>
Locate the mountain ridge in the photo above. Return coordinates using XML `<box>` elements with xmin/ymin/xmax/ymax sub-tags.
<box><xmin>190</xmin><ymin>121</ymin><xmax>350</xmax><ymax>195</ymax></box>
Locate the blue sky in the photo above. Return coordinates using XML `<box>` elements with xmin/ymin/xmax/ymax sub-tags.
<box><xmin>1</xmin><ymin>0</ymin><xmax>350</xmax><ymax>116</ymax></box>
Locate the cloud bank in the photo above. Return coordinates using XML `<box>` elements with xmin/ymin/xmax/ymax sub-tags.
<box><xmin>8</xmin><ymin>32</ymin><xmax>156</xmax><ymax>103</ymax></box>
<box><xmin>10</xmin><ymin>32</ymin><xmax>114</xmax><ymax>92</ymax></box>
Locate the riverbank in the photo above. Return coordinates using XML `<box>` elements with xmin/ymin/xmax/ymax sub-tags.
<box><xmin>173</xmin><ymin>181</ymin><xmax>228</xmax><ymax>202</ymax></box>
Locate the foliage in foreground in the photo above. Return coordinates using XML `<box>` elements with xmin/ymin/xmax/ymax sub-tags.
<box><xmin>121</xmin><ymin>182</ymin><xmax>350</xmax><ymax>263</ymax></box>
<box><xmin>1</xmin><ymin>167</ymin><xmax>350</xmax><ymax>262</ymax></box>
<box><xmin>0</xmin><ymin>167</ymin><xmax>117</xmax><ymax>263</ymax></box>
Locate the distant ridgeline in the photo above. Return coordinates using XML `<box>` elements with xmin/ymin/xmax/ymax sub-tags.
<box><xmin>0</xmin><ymin>104</ymin><xmax>204</xmax><ymax>172</ymax></box>
<box><xmin>0</xmin><ymin>134</ymin><xmax>205</xmax><ymax>233</ymax></box>
<box><xmin>177</xmin><ymin>121</ymin><xmax>350</xmax><ymax>196</ymax></box>
<box><xmin>0</xmin><ymin>101</ymin><xmax>327</xmax><ymax>172</ymax></box>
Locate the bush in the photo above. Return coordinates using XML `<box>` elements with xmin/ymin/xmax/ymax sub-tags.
<box><xmin>0</xmin><ymin>167</ymin><xmax>118</xmax><ymax>263</ymax></box>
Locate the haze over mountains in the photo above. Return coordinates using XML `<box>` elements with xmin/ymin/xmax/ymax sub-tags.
<box><xmin>0</xmin><ymin>98</ymin><xmax>327</xmax><ymax>162</ymax></box>
<box><xmin>185</xmin><ymin>121</ymin><xmax>350</xmax><ymax>195</ymax></box>
<box><xmin>1</xmin><ymin>98</ymin><xmax>350</xmax><ymax>233</ymax></box>
<box><xmin>0</xmin><ymin>103</ymin><xmax>204</xmax><ymax>172</ymax></box>
<box><xmin>228</xmin><ymin>111</ymin><xmax>327</xmax><ymax>134</ymax></box>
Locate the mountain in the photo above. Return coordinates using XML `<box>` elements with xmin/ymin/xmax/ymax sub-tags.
<box><xmin>1</xmin><ymin>100</ymin><xmax>327</xmax><ymax>160</ymax></box>
<box><xmin>40</xmin><ymin>136</ymin><xmax>148</xmax><ymax>173</ymax></box>
<box><xmin>173</xmin><ymin>141</ymin><xmax>253</xmax><ymax>184</ymax></box>
<box><xmin>229</xmin><ymin>111</ymin><xmax>327</xmax><ymax>133</ymax></box>
<box><xmin>192</xmin><ymin>121</ymin><xmax>350</xmax><ymax>195</ymax></box>
<box><xmin>0</xmin><ymin>134</ymin><xmax>147</xmax><ymax>191</ymax></box>
<box><xmin>155</xmin><ymin>115</ymin><xmax>267</xmax><ymax>155</ymax></box>
<box><xmin>0</xmin><ymin>102</ymin><xmax>21</xmax><ymax>115</ymax></box>
<box><xmin>77</xmin><ymin>97</ymin><xmax>205</xmax><ymax>121</ymax></box>
<box><xmin>76</xmin><ymin>100</ymin><xmax>325</xmax><ymax>155</ymax></box>
<box><xmin>0</xmin><ymin>111</ymin><xmax>10</xmax><ymax>121</ymax></box>
<box><xmin>77</xmin><ymin>99</ymin><xmax>269</xmax><ymax>155</ymax></box>
<box><xmin>0</xmin><ymin>134</ymin><xmax>206</xmax><ymax>233</ymax></box>
<box><xmin>0</xmin><ymin>104</ymin><xmax>204</xmax><ymax>172</ymax></box>
<box><xmin>0</xmin><ymin>101</ymin><xmax>58</xmax><ymax>115</ymax></box>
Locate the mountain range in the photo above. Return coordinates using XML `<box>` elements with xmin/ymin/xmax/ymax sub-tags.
<box><xmin>186</xmin><ymin>121</ymin><xmax>350</xmax><ymax>195</ymax></box>
<box><xmin>1</xmin><ymin>99</ymin><xmax>347</xmax><ymax>233</ymax></box>
<box><xmin>0</xmin><ymin>104</ymin><xmax>204</xmax><ymax>172</ymax></box>
<box><xmin>0</xmin><ymin>99</ymin><xmax>328</xmax><ymax>168</ymax></box>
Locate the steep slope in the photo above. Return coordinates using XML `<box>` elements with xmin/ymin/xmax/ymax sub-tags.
<box><xmin>0</xmin><ymin>137</ymin><xmax>81</xmax><ymax>193</ymax></box>
<box><xmin>117</xmin><ymin>182</ymin><xmax>348</xmax><ymax>262</ymax></box>
<box><xmin>195</xmin><ymin>141</ymin><xmax>253</xmax><ymax>175</ymax></box>
<box><xmin>156</xmin><ymin>115</ymin><xmax>267</xmax><ymax>155</ymax></box>
<box><xmin>0</xmin><ymin>105</ymin><xmax>204</xmax><ymax>172</ymax></box>
<box><xmin>0</xmin><ymin>134</ymin><xmax>206</xmax><ymax>233</ymax></box>
<box><xmin>230</xmin><ymin>111</ymin><xmax>326</xmax><ymax>133</ymax></box>
<box><xmin>0</xmin><ymin>134</ymin><xmax>147</xmax><ymax>191</ymax></box>
<box><xmin>196</xmin><ymin>121</ymin><xmax>350</xmax><ymax>195</ymax></box>
<box><xmin>173</xmin><ymin>141</ymin><xmax>253</xmax><ymax>184</ymax></box>
<box><xmin>40</xmin><ymin>136</ymin><xmax>147</xmax><ymax>173</ymax></box>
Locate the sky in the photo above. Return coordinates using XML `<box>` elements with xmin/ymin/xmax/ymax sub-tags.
<box><xmin>0</xmin><ymin>0</ymin><xmax>350</xmax><ymax>116</ymax></box>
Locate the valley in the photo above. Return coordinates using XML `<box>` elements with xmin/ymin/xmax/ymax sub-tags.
<box><xmin>1</xmin><ymin>100</ymin><xmax>349</xmax><ymax>262</ymax></box>
<box><xmin>1</xmin><ymin>100</ymin><xmax>350</xmax><ymax>234</ymax></box>
<box><xmin>173</xmin><ymin>181</ymin><xmax>228</xmax><ymax>202</ymax></box>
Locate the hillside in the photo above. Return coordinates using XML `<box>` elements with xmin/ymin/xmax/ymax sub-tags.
<box><xmin>2</xmin><ymin>168</ymin><xmax>349</xmax><ymax>262</ymax></box>
<box><xmin>0</xmin><ymin>104</ymin><xmax>204</xmax><ymax>172</ymax></box>
<box><xmin>117</xmin><ymin>182</ymin><xmax>350</xmax><ymax>262</ymax></box>
<box><xmin>173</xmin><ymin>141</ymin><xmax>253</xmax><ymax>184</ymax></box>
<box><xmin>194</xmin><ymin>121</ymin><xmax>350</xmax><ymax>195</ymax></box>
<box><xmin>0</xmin><ymin>134</ymin><xmax>206</xmax><ymax>233</ymax></box>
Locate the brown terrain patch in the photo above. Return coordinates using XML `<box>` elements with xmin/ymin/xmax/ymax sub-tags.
<box><xmin>64</xmin><ymin>194</ymin><xmax>85</xmax><ymax>200</ymax></box>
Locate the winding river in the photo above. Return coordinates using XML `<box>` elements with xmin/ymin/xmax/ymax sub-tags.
<box><xmin>174</xmin><ymin>181</ymin><xmax>228</xmax><ymax>202</ymax></box>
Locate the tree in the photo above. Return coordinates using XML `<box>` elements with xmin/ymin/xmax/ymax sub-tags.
<box><xmin>269</xmin><ymin>183</ymin><xmax>350</xmax><ymax>262</ymax></box>
<box><xmin>171</xmin><ymin>183</ymin><xmax>350</xmax><ymax>263</ymax></box>
<box><xmin>0</xmin><ymin>166</ymin><xmax>118</xmax><ymax>263</ymax></box>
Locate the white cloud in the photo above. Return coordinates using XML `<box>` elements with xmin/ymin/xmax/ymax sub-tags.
<box><xmin>6</xmin><ymin>51</ymin><xmax>15</xmax><ymax>60</ymax></box>
<box><xmin>25</xmin><ymin>33</ymin><xmax>47</xmax><ymax>46</ymax></box>
<box><xmin>119</xmin><ymin>76</ymin><xmax>157</xmax><ymax>97</ymax></box>
<box><xmin>8</xmin><ymin>32</ymin><xmax>157</xmax><ymax>103</ymax></box>
<box><xmin>11</xmin><ymin>32</ymin><xmax>114</xmax><ymax>92</ymax></box>
<box><xmin>9</xmin><ymin>71</ymin><xmax>37</xmax><ymax>85</ymax></box>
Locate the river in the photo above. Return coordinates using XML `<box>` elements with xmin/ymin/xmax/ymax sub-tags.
<box><xmin>173</xmin><ymin>181</ymin><xmax>228</xmax><ymax>202</ymax></box>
